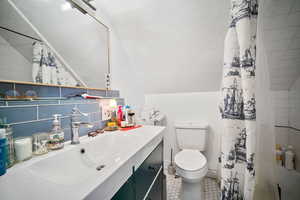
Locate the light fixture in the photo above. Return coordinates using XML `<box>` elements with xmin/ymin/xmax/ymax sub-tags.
<box><xmin>61</xmin><ymin>2</ymin><xmax>72</xmax><ymax>11</ymax></box>
<box><xmin>109</xmin><ymin>99</ymin><xmax>117</xmax><ymax>109</ymax></box>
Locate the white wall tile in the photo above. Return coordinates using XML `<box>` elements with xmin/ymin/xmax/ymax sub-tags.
<box><xmin>292</xmin><ymin>0</ymin><xmax>300</xmax><ymax>12</ymax></box>
<box><xmin>275</xmin><ymin>127</ymin><xmax>290</xmax><ymax>146</ymax></box>
<box><xmin>289</xmin><ymin>77</ymin><xmax>300</xmax><ymax>129</ymax></box>
<box><xmin>287</xmin><ymin>12</ymin><xmax>300</xmax><ymax>27</ymax></box>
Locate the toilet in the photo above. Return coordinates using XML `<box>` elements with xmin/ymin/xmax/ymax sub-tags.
<box><xmin>174</xmin><ymin>121</ymin><xmax>209</xmax><ymax>200</ymax></box>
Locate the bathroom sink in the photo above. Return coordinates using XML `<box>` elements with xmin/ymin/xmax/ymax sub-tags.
<box><xmin>0</xmin><ymin>125</ymin><xmax>165</xmax><ymax>200</ymax></box>
<box><xmin>28</xmin><ymin>132</ymin><xmax>134</xmax><ymax>186</ymax></box>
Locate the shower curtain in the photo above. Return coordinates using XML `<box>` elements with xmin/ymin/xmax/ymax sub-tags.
<box><xmin>32</xmin><ymin>42</ymin><xmax>78</xmax><ymax>86</ymax></box>
<box><xmin>219</xmin><ymin>0</ymin><xmax>258</xmax><ymax>200</ymax></box>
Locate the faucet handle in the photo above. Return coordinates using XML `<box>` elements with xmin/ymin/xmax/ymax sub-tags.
<box><xmin>72</xmin><ymin>107</ymin><xmax>88</xmax><ymax>117</ymax></box>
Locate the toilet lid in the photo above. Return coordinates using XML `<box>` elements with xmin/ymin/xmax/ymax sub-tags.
<box><xmin>175</xmin><ymin>149</ymin><xmax>207</xmax><ymax>171</ymax></box>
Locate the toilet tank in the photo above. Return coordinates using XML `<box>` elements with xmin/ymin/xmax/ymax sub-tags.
<box><xmin>175</xmin><ymin>121</ymin><xmax>208</xmax><ymax>151</ymax></box>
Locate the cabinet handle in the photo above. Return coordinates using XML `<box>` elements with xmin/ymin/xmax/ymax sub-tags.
<box><xmin>148</xmin><ymin>166</ymin><xmax>156</xmax><ymax>171</ymax></box>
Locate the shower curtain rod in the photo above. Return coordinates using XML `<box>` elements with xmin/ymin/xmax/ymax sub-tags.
<box><xmin>0</xmin><ymin>26</ymin><xmax>42</xmax><ymax>42</ymax></box>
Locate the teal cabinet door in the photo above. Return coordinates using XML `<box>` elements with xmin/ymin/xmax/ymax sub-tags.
<box><xmin>111</xmin><ymin>141</ymin><xmax>164</xmax><ymax>200</ymax></box>
<box><xmin>135</xmin><ymin>142</ymin><xmax>163</xmax><ymax>200</ymax></box>
<box><xmin>145</xmin><ymin>168</ymin><xmax>164</xmax><ymax>200</ymax></box>
<box><xmin>111</xmin><ymin>174</ymin><xmax>135</xmax><ymax>200</ymax></box>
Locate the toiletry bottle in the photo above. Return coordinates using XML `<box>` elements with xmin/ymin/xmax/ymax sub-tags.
<box><xmin>48</xmin><ymin>114</ymin><xmax>64</xmax><ymax>150</ymax></box>
<box><xmin>276</xmin><ymin>144</ymin><xmax>283</xmax><ymax>166</ymax></box>
<box><xmin>117</xmin><ymin>106</ymin><xmax>123</xmax><ymax>126</ymax></box>
<box><xmin>4</xmin><ymin>125</ymin><xmax>14</xmax><ymax>168</ymax></box>
<box><xmin>281</xmin><ymin>145</ymin><xmax>287</xmax><ymax>167</ymax></box>
<box><xmin>0</xmin><ymin>129</ymin><xmax>7</xmax><ymax>176</ymax></box>
<box><xmin>285</xmin><ymin>145</ymin><xmax>295</xmax><ymax>170</ymax></box>
<box><xmin>124</xmin><ymin>105</ymin><xmax>130</xmax><ymax>125</ymax></box>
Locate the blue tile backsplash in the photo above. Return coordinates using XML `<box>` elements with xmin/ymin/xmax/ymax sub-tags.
<box><xmin>38</xmin><ymin>104</ymin><xmax>75</xmax><ymax>119</ymax></box>
<box><xmin>0</xmin><ymin>106</ymin><xmax>37</xmax><ymax>124</ymax></box>
<box><xmin>0</xmin><ymin>81</ymin><xmax>124</xmax><ymax>140</ymax></box>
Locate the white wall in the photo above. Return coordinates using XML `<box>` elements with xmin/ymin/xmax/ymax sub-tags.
<box><xmin>0</xmin><ymin>35</ymin><xmax>31</xmax><ymax>82</ymax></box>
<box><xmin>145</xmin><ymin>92</ymin><xmax>222</xmax><ymax>173</ymax></box>
<box><xmin>93</xmin><ymin>2</ymin><xmax>146</xmax><ymax>109</ymax></box>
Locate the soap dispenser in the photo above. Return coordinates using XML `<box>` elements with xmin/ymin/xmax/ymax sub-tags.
<box><xmin>47</xmin><ymin>114</ymin><xmax>64</xmax><ymax>150</ymax></box>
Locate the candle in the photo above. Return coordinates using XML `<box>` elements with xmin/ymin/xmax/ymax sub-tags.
<box><xmin>14</xmin><ymin>137</ymin><xmax>32</xmax><ymax>162</ymax></box>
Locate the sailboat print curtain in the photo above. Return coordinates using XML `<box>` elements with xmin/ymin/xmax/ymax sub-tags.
<box><xmin>219</xmin><ymin>0</ymin><xmax>258</xmax><ymax>200</ymax></box>
<box><xmin>32</xmin><ymin>42</ymin><xmax>79</xmax><ymax>86</ymax></box>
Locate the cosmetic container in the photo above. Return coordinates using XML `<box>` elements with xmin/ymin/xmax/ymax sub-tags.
<box><xmin>14</xmin><ymin>137</ymin><xmax>32</xmax><ymax>162</ymax></box>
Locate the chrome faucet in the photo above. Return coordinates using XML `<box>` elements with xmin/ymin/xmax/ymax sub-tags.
<box><xmin>70</xmin><ymin>107</ymin><xmax>94</xmax><ymax>144</ymax></box>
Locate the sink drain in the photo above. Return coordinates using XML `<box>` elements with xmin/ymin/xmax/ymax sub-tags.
<box><xmin>96</xmin><ymin>165</ymin><xmax>105</xmax><ymax>171</ymax></box>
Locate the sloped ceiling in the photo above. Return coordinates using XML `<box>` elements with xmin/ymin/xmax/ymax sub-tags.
<box><xmin>261</xmin><ymin>0</ymin><xmax>300</xmax><ymax>90</ymax></box>
<box><xmin>96</xmin><ymin>0</ymin><xmax>230</xmax><ymax>94</ymax></box>
<box><xmin>97</xmin><ymin>0</ymin><xmax>300</xmax><ymax>93</ymax></box>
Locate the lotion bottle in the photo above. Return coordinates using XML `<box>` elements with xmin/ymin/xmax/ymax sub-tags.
<box><xmin>48</xmin><ymin>114</ymin><xmax>64</xmax><ymax>150</ymax></box>
<box><xmin>285</xmin><ymin>145</ymin><xmax>295</xmax><ymax>170</ymax></box>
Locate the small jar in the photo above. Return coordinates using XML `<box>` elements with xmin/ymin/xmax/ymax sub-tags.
<box><xmin>47</xmin><ymin>129</ymin><xmax>64</xmax><ymax>150</ymax></box>
<box><xmin>32</xmin><ymin>133</ymin><xmax>49</xmax><ymax>155</ymax></box>
<box><xmin>14</xmin><ymin>137</ymin><xmax>32</xmax><ymax>162</ymax></box>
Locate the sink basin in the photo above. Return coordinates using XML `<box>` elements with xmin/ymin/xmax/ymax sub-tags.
<box><xmin>28</xmin><ymin>132</ymin><xmax>133</xmax><ymax>186</ymax></box>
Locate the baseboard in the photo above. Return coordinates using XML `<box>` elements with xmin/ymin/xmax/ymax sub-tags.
<box><xmin>206</xmin><ymin>169</ymin><xmax>218</xmax><ymax>179</ymax></box>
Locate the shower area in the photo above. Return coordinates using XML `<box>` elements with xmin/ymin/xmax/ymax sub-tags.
<box><xmin>219</xmin><ymin>0</ymin><xmax>300</xmax><ymax>199</ymax></box>
<box><xmin>255</xmin><ymin>0</ymin><xmax>300</xmax><ymax>199</ymax></box>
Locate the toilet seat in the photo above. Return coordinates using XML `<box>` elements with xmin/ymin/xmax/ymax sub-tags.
<box><xmin>175</xmin><ymin>149</ymin><xmax>207</xmax><ymax>171</ymax></box>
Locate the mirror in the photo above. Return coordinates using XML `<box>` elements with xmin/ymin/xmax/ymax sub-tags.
<box><xmin>0</xmin><ymin>0</ymin><xmax>109</xmax><ymax>89</ymax></box>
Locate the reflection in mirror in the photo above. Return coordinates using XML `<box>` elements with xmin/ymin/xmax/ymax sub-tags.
<box><xmin>0</xmin><ymin>0</ymin><xmax>80</xmax><ymax>87</ymax></box>
<box><xmin>1</xmin><ymin>0</ymin><xmax>110</xmax><ymax>89</ymax></box>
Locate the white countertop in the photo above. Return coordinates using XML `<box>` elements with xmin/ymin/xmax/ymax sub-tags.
<box><xmin>0</xmin><ymin>125</ymin><xmax>165</xmax><ymax>200</ymax></box>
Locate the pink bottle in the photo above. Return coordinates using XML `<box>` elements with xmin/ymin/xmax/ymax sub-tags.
<box><xmin>117</xmin><ymin>106</ymin><xmax>123</xmax><ymax>126</ymax></box>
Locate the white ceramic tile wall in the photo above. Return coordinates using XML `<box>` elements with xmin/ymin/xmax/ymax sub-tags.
<box><xmin>275</xmin><ymin>127</ymin><xmax>290</xmax><ymax>147</ymax></box>
<box><xmin>272</xmin><ymin>91</ymin><xmax>289</xmax><ymax>126</ymax></box>
<box><xmin>271</xmin><ymin>91</ymin><xmax>291</xmax><ymax>148</ymax></box>
<box><xmin>288</xmin><ymin>77</ymin><xmax>300</xmax><ymax>172</ymax></box>
<box><xmin>289</xmin><ymin>77</ymin><xmax>300</xmax><ymax>129</ymax></box>
<box><xmin>261</xmin><ymin>0</ymin><xmax>300</xmax><ymax>91</ymax></box>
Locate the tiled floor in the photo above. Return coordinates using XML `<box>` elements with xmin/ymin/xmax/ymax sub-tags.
<box><xmin>166</xmin><ymin>174</ymin><xmax>220</xmax><ymax>200</ymax></box>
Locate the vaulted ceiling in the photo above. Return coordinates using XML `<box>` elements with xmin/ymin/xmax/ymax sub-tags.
<box><xmin>97</xmin><ymin>0</ymin><xmax>300</xmax><ymax>93</ymax></box>
<box><xmin>97</xmin><ymin>0</ymin><xmax>230</xmax><ymax>93</ymax></box>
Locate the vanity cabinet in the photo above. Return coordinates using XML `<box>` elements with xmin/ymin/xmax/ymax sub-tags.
<box><xmin>111</xmin><ymin>142</ymin><xmax>164</xmax><ymax>200</ymax></box>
